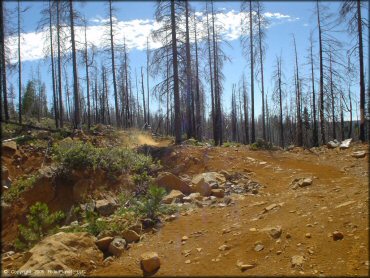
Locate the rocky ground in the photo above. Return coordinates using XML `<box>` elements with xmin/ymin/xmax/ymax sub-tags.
<box><xmin>1</xmin><ymin>130</ymin><xmax>368</xmax><ymax>277</ymax></box>
<box><xmin>92</xmin><ymin>143</ymin><xmax>369</xmax><ymax>276</ymax></box>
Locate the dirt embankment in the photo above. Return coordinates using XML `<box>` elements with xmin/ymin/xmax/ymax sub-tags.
<box><xmin>93</xmin><ymin>144</ymin><xmax>369</xmax><ymax>276</ymax></box>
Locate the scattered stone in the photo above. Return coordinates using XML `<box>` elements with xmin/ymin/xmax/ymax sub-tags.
<box><xmin>103</xmin><ymin>256</ymin><xmax>114</xmax><ymax>265</ymax></box>
<box><xmin>335</xmin><ymin>201</ymin><xmax>356</xmax><ymax>209</ymax></box>
<box><xmin>237</xmin><ymin>261</ymin><xmax>256</xmax><ymax>272</ymax></box>
<box><xmin>352</xmin><ymin>151</ymin><xmax>366</xmax><ymax>158</ymax></box>
<box><xmin>196</xmin><ymin>248</ymin><xmax>202</xmax><ymax>252</ymax></box>
<box><xmin>269</xmin><ymin>226</ymin><xmax>282</xmax><ymax>239</ymax></box>
<box><xmin>108</xmin><ymin>237</ymin><xmax>126</xmax><ymax>257</ymax></box>
<box><xmin>254</xmin><ymin>244</ymin><xmax>264</xmax><ymax>252</ymax></box>
<box><xmin>300</xmin><ymin>178</ymin><xmax>313</xmax><ymax>187</ymax></box>
<box><xmin>339</xmin><ymin>138</ymin><xmax>352</xmax><ymax>149</ymax></box>
<box><xmin>305</xmin><ymin>233</ymin><xmax>311</xmax><ymax>239</ymax></box>
<box><xmin>327</xmin><ymin>140</ymin><xmax>340</xmax><ymax>149</ymax></box>
<box><xmin>332</xmin><ymin>231</ymin><xmax>344</xmax><ymax>241</ymax></box>
<box><xmin>249</xmin><ymin>228</ymin><xmax>257</xmax><ymax>232</ymax></box>
<box><xmin>182</xmin><ymin>236</ymin><xmax>189</xmax><ymax>241</ymax></box>
<box><xmin>276</xmin><ymin>250</ymin><xmax>282</xmax><ymax>255</ymax></box>
<box><xmin>95</xmin><ymin>237</ymin><xmax>114</xmax><ymax>251</ymax></box>
<box><xmin>182</xmin><ymin>249</ymin><xmax>192</xmax><ymax>257</ymax></box>
<box><xmin>162</xmin><ymin>190</ymin><xmax>185</xmax><ymax>204</ymax></box>
<box><xmin>218</xmin><ymin>244</ymin><xmax>231</xmax><ymax>251</ymax></box>
<box><xmin>211</xmin><ymin>189</ymin><xmax>225</xmax><ymax>198</ymax></box>
<box><xmin>188</xmin><ymin>192</ymin><xmax>202</xmax><ymax>201</ymax></box>
<box><xmin>291</xmin><ymin>255</ymin><xmax>304</xmax><ymax>268</ymax></box>
<box><xmin>156</xmin><ymin>172</ymin><xmax>191</xmax><ymax>194</ymax></box>
<box><xmin>122</xmin><ymin>230</ymin><xmax>140</xmax><ymax>243</ymax></box>
<box><xmin>183</xmin><ymin>196</ymin><xmax>192</xmax><ymax>203</ymax></box>
<box><xmin>224</xmin><ymin>196</ymin><xmax>233</xmax><ymax>205</ymax></box>
<box><xmin>263</xmin><ymin>203</ymin><xmax>278</xmax><ymax>213</ymax></box>
<box><xmin>192</xmin><ymin>172</ymin><xmax>226</xmax><ymax>196</ymax></box>
<box><xmin>140</xmin><ymin>252</ymin><xmax>160</xmax><ymax>273</ymax></box>
<box><xmin>185</xmin><ymin>259</ymin><xmax>191</xmax><ymax>264</ymax></box>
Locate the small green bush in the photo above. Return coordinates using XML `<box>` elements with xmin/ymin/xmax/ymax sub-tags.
<box><xmin>52</xmin><ymin>141</ymin><xmax>154</xmax><ymax>176</ymax></box>
<box><xmin>84</xmin><ymin>210</ymin><xmax>108</xmax><ymax>236</ymax></box>
<box><xmin>51</xmin><ymin>129</ymin><xmax>72</xmax><ymax>140</ymax></box>
<box><xmin>15</xmin><ymin>135</ymin><xmax>34</xmax><ymax>145</ymax></box>
<box><xmin>134</xmin><ymin>185</ymin><xmax>167</xmax><ymax>220</ymax></box>
<box><xmin>14</xmin><ymin>202</ymin><xmax>65</xmax><ymax>250</ymax></box>
<box><xmin>250</xmin><ymin>138</ymin><xmax>274</xmax><ymax>150</ymax></box>
<box><xmin>4</xmin><ymin>174</ymin><xmax>39</xmax><ymax>203</ymax></box>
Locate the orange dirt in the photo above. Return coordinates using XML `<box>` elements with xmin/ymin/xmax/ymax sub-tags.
<box><xmin>93</xmin><ymin>144</ymin><xmax>369</xmax><ymax>277</ymax></box>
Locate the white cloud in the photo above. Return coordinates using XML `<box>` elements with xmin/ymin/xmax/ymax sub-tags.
<box><xmin>6</xmin><ymin>9</ymin><xmax>298</xmax><ymax>63</ymax></box>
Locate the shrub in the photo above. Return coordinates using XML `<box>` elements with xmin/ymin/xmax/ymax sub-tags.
<box><xmin>84</xmin><ymin>209</ymin><xmax>108</xmax><ymax>236</ymax></box>
<box><xmin>4</xmin><ymin>174</ymin><xmax>39</xmax><ymax>203</ymax></box>
<box><xmin>52</xmin><ymin>141</ymin><xmax>154</xmax><ymax>176</ymax></box>
<box><xmin>52</xmin><ymin>141</ymin><xmax>100</xmax><ymax>170</ymax></box>
<box><xmin>132</xmin><ymin>171</ymin><xmax>152</xmax><ymax>195</ymax></box>
<box><xmin>15</xmin><ymin>135</ymin><xmax>34</xmax><ymax>145</ymax></box>
<box><xmin>14</xmin><ymin>202</ymin><xmax>65</xmax><ymax>250</ymax></box>
<box><xmin>51</xmin><ymin>129</ymin><xmax>72</xmax><ymax>140</ymax></box>
<box><xmin>250</xmin><ymin>138</ymin><xmax>274</xmax><ymax>150</ymax></box>
<box><xmin>134</xmin><ymin>185</ymin><xmax>167</xmax><ymax>220</ymax></box>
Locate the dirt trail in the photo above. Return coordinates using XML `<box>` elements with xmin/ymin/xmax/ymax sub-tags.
<box><xmin>93</xmin><ymin>145</ymin><xmax>369</xmax><ymax>276</ymax></box>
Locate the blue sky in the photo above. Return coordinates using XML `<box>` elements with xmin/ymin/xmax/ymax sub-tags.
<box><xmin>4</xmin><ymin>1</ymin><xmax>368</xmax><ymax>120</ymax></box>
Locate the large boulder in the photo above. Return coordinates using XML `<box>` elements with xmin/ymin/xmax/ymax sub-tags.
<box><xmin>162</xmin><ymin>190</ymin><xmax>185</xmax><ymax>204</ymax></box>
<box><xmin>95</xmin><ymin>199</ymin><xmax>117</xmax><ymax>216</ymax></box>
<box><xmin>339</xmin><ymin>138</ymin><xmax>352</xmax><ymax>149</ymax></box>
<box><xmin>18</xmin><ymin>232</ymin><xmax>103</xmax><ymax>273</ymax></box>
<box><xmin>155</xmin><ymin>172</ymin><xmax>191</xmax><ymax>195</ymax></box>
<box><xmin>193</xmin><ymin>178</ymin><xmax>211</xmax><ymax>196</ymax></box>
<box><xmin>191</xmin><ymin>172</ymin><xmax>226</xmax><ymax>196</ymax></box>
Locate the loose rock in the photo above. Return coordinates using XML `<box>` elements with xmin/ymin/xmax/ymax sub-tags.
<box><xmin>156</xmin><ymin>172</ymin><xmax>191</xmax><ymax>194</ymax></box>
<box><xmin>218</xmin><ymin>244</ymin><xmax>231</xmax><ymax>251</ymax></box>
<box><xmin>140</xmin><ymin>252</ymin><xmax>160</xmax><ymax>273</ymax></box>
<box><xmin>291</xmin><ymin>255</ymin><xmax>304</xmax><ymax>268</ymax></box>
<box><xmin>162</xmin><ymin>190</ymin><xmax>185</xmax><ymax>204</ymax></box>
<box><xmin>211</xmin><ymin>188</ymin><xmax>225</xmax><ymax>198</ymax></box>
<box><xmin>269</xmin><ymin>226</ymin><xmax>282</xmax><ymax>239</ymax></box>
<box><xmin>121</xmin><ymin>230</ymin><xmax>140</xmax><ymax>243</ymax></box>
<box><xmin>339</xmin><ymin>138</ymin><xmax>352</xmax><ymax>149</ymax></box>
<box><xmin>108</xmin><ymin>237</ymin><xmax>126</xmax><ymax>257</ymax></box>
<box><xmin>95</xmin><ymin>237</ymin><xmax>114</xmax><ymax>251</ymax></box>
<box><xmin>254</xmin><ymin>244</ymin><xmax>264</xmax><ymax>252</ymax></box>
<box><xmin>352</xmin><ymin>151</ymin><xmax>366</xmax><ymax>158</ymax></box>
<box><xmin>332</xmin><ymin>231</ymin><xmax>344</xmax><ymax>241</ymax></box>
<box><xmin>237</xmin><ymin>261</ymin><xmax>256</xmax><ymax>272</ymax></box>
